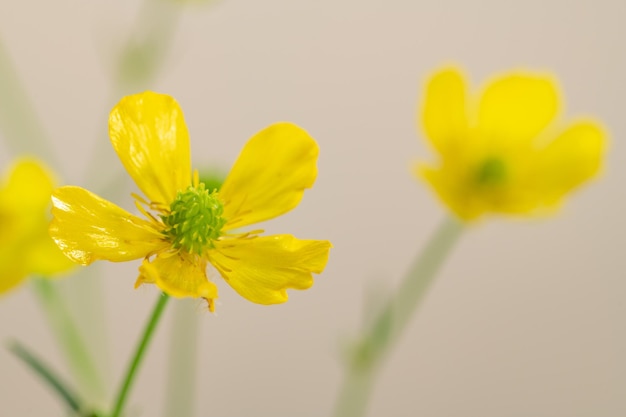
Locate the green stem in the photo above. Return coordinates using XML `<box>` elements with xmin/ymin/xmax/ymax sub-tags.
<box><xmin>0</xmin><ymin>37</ymin><xmax>58</xmax><ymax>169</ymax></box>
<box><xmin>163</xmin><ymin>300</ymin><xmax>199</xmax><ymax>417</ymax></box>
<box><xmin>86</xmin><ymin>0</ymin><xmax>184</xmax><ymax>193</ymax></box>
<box><xmin>7</xmin><ymin>340</ymin><xmax>83</xmax><ymax>414</ymax></box>
<box><xmin>0</xmin><ymin>29</ymin><xmax>109</xmax><ymax>406</ymax></box>
<box><xmin>31</xmin><ymin>278</ymin><xmax>106</xmax><ymax>405</ymax></box>
<box><xmin>110</xmin><ymin>294</ymin><xmax>170</xmax><ymax>417</ymax></box>
<box><xmin>333</xmin><ymin>216</ymin><xmax>463</xmax><ymax>417</ymax></box>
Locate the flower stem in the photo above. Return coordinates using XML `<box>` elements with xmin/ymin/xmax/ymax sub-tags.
<box><xmin>86</xmin><ymin>0</ymin><xmax>184</xmax><ymax>193</ymax></box>
<box><xmin>110</xmin><ymin>293</ymin><xmax>170</xmax><ymax>417</ymax></box>
<box><xmin>333</xmin><ymin>216</ymin><xmax>463</xmax><ymax>417</ymax></box>
<box><xmin>7</xmin><ymin>340</ymin><xmax>83</xmax><ymax>414</ymax></box>
<box><xmin>0</xmin><ymin>37</ymin><xmax>58</xmax><ymax>169</ymax></box>
<box><xmin>31</xmin><ymin>278</ymin><xmax>106</xmax><ymax>405</ymax></box>
<box><xmin>163</xmin><ymin>300</ymin><xmax>199</xmax><ymax>417</ymax></box>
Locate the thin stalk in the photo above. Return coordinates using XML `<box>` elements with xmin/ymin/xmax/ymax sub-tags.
<box><xmin>31</xmin><ymin>278</ymin><xmax>106</xmax><ymax>405</ymax></box>
<box><xmin>0</xmin><ymin>38</ymin><xmax>58</xmax><ymax>169</ymax></box>
<box><xmin>86</xmin><ymin>0</ymin><xmax>184</xmax><ymax>192</ymax></box>
<box><xmin>0</xmin><ymin>29</ymin><xmax>109</xmax><ymax>406</ymax></box>
<box><xmin>7</xmin><ymin>340</ymin><xmax>83</xmax><ymax>414</ymax></box>
<box><xmin>163</xmin><ymin>300</ymin><xmax>199</xmax><ymax>417</ymax></box>
<box><xmin>161</xmin><ymin>176</ymin><xmax>222</xmax><ymax>417</ymax></box>
<box><xmin>110</xmin><ymin>294</ymin><xmax>170</xmax><ymax>417</ymax></box>
<box><xmin>333</xmin><ymin>216</ymin><xmax>463</xmax><ymax>417</ymax></box>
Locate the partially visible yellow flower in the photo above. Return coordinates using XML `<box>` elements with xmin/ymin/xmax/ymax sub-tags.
<box><xmin>417</xmin><ymin>66</ymin><xmax>607</xmax><ymax>221</ymax></box>
<box><xmin>50</xmin><ymin>92</ymin><xmax>331</xmax><ymax>311</ymax></box>
<box><xmin>0</xmin><ymin>158</ymin><xmax>74</xmax><ymax>294</ymax></box>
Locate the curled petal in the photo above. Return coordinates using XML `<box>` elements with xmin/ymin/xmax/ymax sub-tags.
<box><xmin>478</xmin><ymin>72</ymin><xmax>560</xmax><ymax>146</ymax></box>
<box><xmin>50</xmin><ymin>186</ymin><xmax>168</xmax><ymax>265</ymax></box>
<box><xmin>137</xmin><ymin>252</ymin><xmax>218</xmax><ymax>311</ymax></box>
<box><xmin>219</xmin><ymin>123</ymin><xmax>319</xmax><ymax>230</ymax></box>
<box><xmin>210</xmin><ymin>234</ymin><xmax>331</xmax><ymax>305</ymax></box>
<box><xmin>421</xmin><ymin>67</ymin><xmax>469</xmax><ymax>154</ymax></box>
<box><xmin>109</xmin><ymin>92</ymin><xmax>192</xmax><ymax>206</ymax></box>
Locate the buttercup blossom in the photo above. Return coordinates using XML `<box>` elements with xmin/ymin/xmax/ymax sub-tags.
<box><xmin>417</xmin><ymin>66</ymin><xmax>606</xmax><ymax>221</ymax></box>
<box><xmin>0</xmin><ymin>158</ymin><xmax>74</xmax><ymax>294</ymax></box>
<box><xmin>50</xmin><ymin>92</ymin><xmax>331</xmax><ymax>311</ymax></box>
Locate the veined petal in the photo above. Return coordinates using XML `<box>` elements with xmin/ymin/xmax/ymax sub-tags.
<box><xmin>109</xmin><ymin>92</ymin><xmax>192</xmax><ymax>206</ymax></box>
<box><xmin>421</xmin><ymin>67</ymin><xmax>469</xmax><ymax>154</ymax></box>
<box><xmin>219</xmin><ymin>123</ymin><xmax>319</xmax><ymax>230</ymax></box>
<box><xmin>537</xmin><ymin>120</ymin><xmax>606</xmax><ymax>203</ymax></box>
<box><xmin>50</xmin><ymin>186</ymin><xmax>169</xmax><ymax>265</ymax></box>
<box><xmin>210</xmin><ymin>234</ymin><xmax>331</xmax><ymax>305</ymax></box>
<box><xmin>478</xmin><ymin>72</ymin><xmax>560</xmax><ymax>147</ymax></box>
<box><xmin>137</xmin><ymin>252</ymin><xmax>218</xmax><ymax>311</ymax></box>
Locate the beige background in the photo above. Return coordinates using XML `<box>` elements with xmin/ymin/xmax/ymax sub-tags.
<box><xmin>0</xmin><ymin>0</ymin><xmax>625</xmax><ymax>416</ymax></box>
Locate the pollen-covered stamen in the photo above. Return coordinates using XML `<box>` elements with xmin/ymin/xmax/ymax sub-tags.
<box><xmin>162</xmin><ymin>184</ymin><xmax>226</xmax><ymax>255</ymax></box>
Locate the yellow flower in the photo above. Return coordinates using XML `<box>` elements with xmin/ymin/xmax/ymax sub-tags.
<box><xmin>417</xmin><ymin>66</ymin><xmax>607</xmax><ymax>221</ymax></box>
<box><xmin>50</xmin><ymin>92</ymin><xmax>331</xmax><ymax>311</ymax></box>
<box><xmin>0</xmin><ymin>158</ymin><xmax>74</xmax><ymax>294</ymax></box>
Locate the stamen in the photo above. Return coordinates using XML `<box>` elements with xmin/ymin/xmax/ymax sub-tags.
<box><xmin>193</xmin><ymin>169</ymin><xmax>199</xmax><ymax>188</ymax></box>
<box><xmin>131</xmin><ymin>192</ymin><xmax>150</xmax><ymax>206</ymax></box>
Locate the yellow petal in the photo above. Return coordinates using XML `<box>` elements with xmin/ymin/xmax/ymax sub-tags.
<box><xmin>0</xmin><ymin>241</ymin><xmax>27</xmax><ymax>295</ymax></box>
<box><xmin>26</xmin><ymin>232</ymin><xmax>75</xmax><ymax>276</ymax></box>
<box><xmin>0</xmin><ymin>158</ymin><xmax>73</xmax><ymax>287</ymax></box>
<box><xmin>0</xmin><ymin>158</ymin><xmax>55</xmax><ymax>250</ymax></box>
<box><xmin>0</xmin><ymin>158</ymin><xmax>55</xmax><ymax>212</ymax></box>
<box><xmin>417</xmin><ymin>163</ymin><xmax>486</xmax><ymax>221</ymax></box>
<box><xmin>210</xmin><ymin>234</ymin><xmax>331</xmax><ymax>305</ymax></box>
<box><xmin>219</xmin><ymin>123</ymin><xmax>319</xmax><ymax>230</ymax></box>
<box><xmin>478</xmin><ymin>72</ymin><xmax>560</xmax><ymax>146</ymax></box>
<box><xmin>137</xmin><ymin>252</ymin><xmax>218</xmax><ymax>310</ymax></box>
<box><xmin>421</xmin><ymin>67</ymin><xmax>469</xmax><ymax>153</ymax></box>
<box><xmin>109</xmin><ymin>91</ymin><xmax>192</xmax><ymax>206</ymax></box>
<box><xmin>537</xmin><ymin>120</ymin><xmax>607</xmax><ymax>203</ymax></box>
<box><xmin>50</xmin><ymin>186</ymin><xmax>169</xmax><ymax>265</ymax></box>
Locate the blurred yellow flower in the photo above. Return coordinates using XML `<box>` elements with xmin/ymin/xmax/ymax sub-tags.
<box><xmin>50</xmin><ymin>92</ymin><xmax>331</xmax><ymax>311</ymax></box>
<box><xmin>417</xmin><ymin>66</ymin><xmax>606</xmax><ymax>221</ymax></box>
<box><xmin>0</xmin><ymin>158</ymin><xmax>74</xmax><ymax>294</ymax></box>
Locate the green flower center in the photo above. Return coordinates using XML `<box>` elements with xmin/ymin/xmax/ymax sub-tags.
<box><xmin>162</xmin><ymin>184</ymin><xmax>226</xmax><ymax>255</ymax></box>
<box><xmin>475</xmin><ymin>157</ymin><xmax>507</xmax><ymax>186</ymax></box>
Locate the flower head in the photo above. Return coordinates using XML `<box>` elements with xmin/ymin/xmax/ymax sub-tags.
<box><xmin>0</xmin><ymin>158</ymin><xmax>74</xmax><ymax>294</ymax></box>
<box><xmin>50</xmin><ymin>92</ymin><xmax>331</xmax><ymax>311</ymax></box>
<box><xmin>417</xmin><ymin>66</ymin><xmax>607</xmax><ymax>221</ymax></box>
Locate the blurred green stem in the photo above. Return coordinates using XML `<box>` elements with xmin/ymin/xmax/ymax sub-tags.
<box><xmin>163</xmin><ymin>300</ymin><xmax>199</xmax><ymax>417</ymax></box>
<box><xmin>7</xmin><ymin>340</ymin><xmax>84</xmax><ymax>414</ymax></box>
<box><xmin>0</xmin><ymin>1</ymin><xmax>185</xmax><ymax>412</ymax></box>
<box><xmin>31</xmin><ymin>278</ymin><xmax>106</xmax><ymax>406</ymax></box>
<box><xmin>333</xmin><ymin>217</ymin><xmax>463</xmax><ymax>417</ymax></box>
<box><xmin>86</xmin><ymin>0</ymin><xmax>184</xmax><ymax>192</ymax></box>
<box><xmin>110</xmin><ymin>294</ymin><xmax>170</xmax><ymax>417</ymax></box>
<box><xmin>0</xmin><ymin>30</ymin><xmax>108</xmax><ymax>405</ymax></box>
<box><xmin>161</xmin><ymin>175</ymin><xmax>223</xmax><ymax>417</ymax></box>
<box><xmin>114</xmin><ymin>0</ymin><xmax>183</xmax><ymax>90</ymax></box>
<box><xmin>0</xmin><ymin>37</ymin><xmax>58</xmax><ymax>169</ymax></box>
